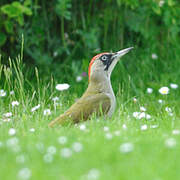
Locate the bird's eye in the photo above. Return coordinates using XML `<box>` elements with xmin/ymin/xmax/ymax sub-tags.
<box><xmin>101</xmin><ymin>55</ymin><xmax>107</xmax><ymax>61</ymax></box>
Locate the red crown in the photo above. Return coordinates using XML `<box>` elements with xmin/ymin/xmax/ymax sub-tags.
<box><xmin>88</xmin><ymin>52</ymin><xmax>108</xmax><ymax>80</ymax></box>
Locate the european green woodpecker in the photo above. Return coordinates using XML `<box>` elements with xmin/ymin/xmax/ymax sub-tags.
<box><xmin>49</xmin><ymin>47</ymin><xmax>133</xmax><ymax>127</ymax></box>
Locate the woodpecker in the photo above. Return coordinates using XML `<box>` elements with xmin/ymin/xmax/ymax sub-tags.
<box><xmin>48</xmin><ymin>47</ymin><xmax>133</xmax><ymax>127</ymax></box>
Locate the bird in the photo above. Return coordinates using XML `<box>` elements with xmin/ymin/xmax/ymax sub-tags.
<box><xmin>48</xmin><ymin>47</ymin><xmax>133</xmax><ymax>127</ymax></box>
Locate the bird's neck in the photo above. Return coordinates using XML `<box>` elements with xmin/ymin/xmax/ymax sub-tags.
<box><xmin>86</xmin><ymin>75</ymin><xmax>114</xmax><ymax>95</ymax></box>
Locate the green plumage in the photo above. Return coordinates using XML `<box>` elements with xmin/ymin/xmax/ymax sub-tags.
<box><xmin>48</xmin><ymin>93</ymin><xmax>110</xmax><ymax>127</ymax></box>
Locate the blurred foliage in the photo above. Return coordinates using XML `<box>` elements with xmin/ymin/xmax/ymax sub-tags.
<box><xmin>0</xmin><ymin>0</ymin><xmax>180</xmax><ymax>82</ymax></box>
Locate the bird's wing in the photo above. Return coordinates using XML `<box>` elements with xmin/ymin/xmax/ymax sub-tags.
<box><xmin>48</xmin><ymin>93</ymin><xmax>111</xmax><ymax>127</ymax></box>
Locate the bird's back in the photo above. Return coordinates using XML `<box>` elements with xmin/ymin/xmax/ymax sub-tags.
<box><xmin>48</xmin><ymin>92</ymin><xmax>111</xmax><ymax>127</ymax></box>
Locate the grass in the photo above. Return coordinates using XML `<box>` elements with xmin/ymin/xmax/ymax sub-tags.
<box><xmin>1</xmin><ymin>49</ymin><xmax>180</xmax><ymax>180</ymax></box>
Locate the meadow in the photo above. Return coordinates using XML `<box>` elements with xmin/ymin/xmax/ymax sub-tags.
<box><xmin>1</xmin><ymin>0</ymin><xmax>180</xmax><ymax>179</ymax></box>
<box><xmin>1</xmin><ymin>42</ymin><xmax>180</xmax><ymax>180</ymax></box>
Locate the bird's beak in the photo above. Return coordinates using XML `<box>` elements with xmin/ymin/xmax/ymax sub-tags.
<box><xmin>112</xmin><ymin>47</ymin><xmax>134</xmax><ymax>60</ymax></box>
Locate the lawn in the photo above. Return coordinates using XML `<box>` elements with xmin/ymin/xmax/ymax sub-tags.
<box><xmin>1</xmin><ymin>52</ymin><xmax>180</xmax><ymax>180</ymax></box>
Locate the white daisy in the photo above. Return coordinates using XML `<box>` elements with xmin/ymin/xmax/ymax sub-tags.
<box><xmin>29</xmin><ymin>128</ymin><xmax>35</xmax><ymax>132</ymax></box>
<box><xmin>10</xmin><ymin>91</ymin><xmax>14</xmax><ymax>95</ymax></box>
<box><xmin>119</xmin><ymin>142</ymin><xmax>134</xmax><ymax>153</ymax></box>
<box><xmin>43</xmin><ymin>153</ymin><xmax>53</xmax><ymax>163</ymax></box>
<box><xmin>159</xmin><ymin>0</ymin><xmax>165</xmax><ymax>7</ymax></box>
<box><xmin>151</xmin><ymin>53</ymin><xmax>158</xmax><ymax>59</ymax></box>
<box><xmin>147</xmin><ymin>88</ymin><xmax>153</xmax><ymax>94</ymax></box>
<box><xmin>87</xmin><ymin>169</ymin><xmax>100</xmax><ymax>180</ymax></box>
<box><xmin>58</xmin><ymin>136</ymin><xmax>67</xmax><ymax>145</ymax></box>
<box><xmin>8</xmin><ymin>128</ymin><xmax>16</xmax><ymax>136</ymax></box>
<box><xmin>43</xmin><ymin>109</ymin><xmax>51</xmax><ymax>116</ymax></box>
<box><xmin>172</xmin><ymin>130</ymin><xmax>180</xmax><ymax>135</ymax></box>
<box><xmin>140</xmin><ymin>106</ymin><xmax>146</xmax><ymax>112</ymax></box>
<box><xmin>165</xmin><ymin>138</ymin><xmax>176</xmax><ymax>148</ymax></box>
<box><xmin>60</xmin><ymin>148</ymin><xmax>72</xmax><ymax>158</ymax></box>
<box><xmin>103</xmin><ymin>126</ymin><xmax>109</xmax><ymax>132</ymax></box>
<box><xmin>52</xmin><ymin>96</ymin><xmax>59</xmax><ymax>101</ymax></box>
<box><xmin>105</xmin><ymin>133</ymin><xmax>113</xmax><ymax>140</ymax></box>
<box><xmin>141</xmin><ymin>124</ymin><xmax>148</xmax><ymax>131</ymax></box>
<box><xmin>72</xmin><ymin>142</ymin><xmax>83</xmax><ymax>152</ymax></box>
<box><xmin>0</xmin><ymin>89</ymin><xmax>6</xmax><ymax>97</ymax></box>
<box><xmin>18</xmin><ymin>168</ymin><xmax>31</xmax><ymax>180</ymax></box>
<box><xmin>79</xmin><ymin>124</ymin><xmax>86</xmax><ymax>131</ymax></box>
<box><xmin>158</xmin><ymin>99</ymin><xmax>163</xmax><ymax>104</ymax></box>
<box><xmin>165</xmin><ymin>107</ymin><xmax>172</xmax><ymax>113</ymax></box>
<box><xmin>159</xmin><ymin>87</ymin><xmax>169</xmax><ymax>95</ymax></box>
<box><xmin>170</xmin><ymin>83</ymin><xmax>178</xmax><ymax>89</ymax></box>
<box><xmin>3</xmin><ymin>112</ymin><xmax>12</xmax><ymax>118</ymax></box>
<box><xmin>31</xmin><ymin>104</ymin><xmax>40</xmax><ymax>112</ymax></box>
<box><xmin>47</xmin><ymin>146</ymin><xmax>57</xmax><ymax>154</ymax></box>
<box><xmin>56</xmin><ymin>83</ymin><xmax>70</xmax><ymax>91</ymax></box>
<box><xmin>12</xmin><ymin>101</ymin><xmax>20</xmax><ymax>107</ymax></box>
<box><xmin>76</xmin><ymin>76</ymin><xmax>82</xmax><ymax>82</ymax></box>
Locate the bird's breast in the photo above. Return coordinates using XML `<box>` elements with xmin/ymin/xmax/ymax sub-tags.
<box><xmin>106</xmin><ymin>92</ymin><xmax>116</xmax><ymax>117</ymax></box>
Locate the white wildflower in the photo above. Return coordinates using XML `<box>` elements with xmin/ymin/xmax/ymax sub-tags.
<box><xmin>12</xmin><ymin>101</ymin><xmax>20</xmax><ymax>107</ymax></box>
<box><xmin>76</xmin><ymin>76</ymin><xmax>82</xmax><ymax>82</ymax></box>
<box><xmin>138</xmin><ymin>112</ymin><xmax>146</xmax><ymax>119</ymax></box>
<box><xmin>0</xmin><ymin>89</ymin><xmax>6</xmax><ymax>97</ymax></box>
<box><xmin>8</xmin><ymin>128</ymin><xmax>16</xmax><ymax>136</ymax></box>
<box><xmin>79</xmin><ymin>124</ymin><xmax>86</xmax><ymax>131</ymax></box>
<box><xmin>146</xmin><ymin>114</ymin><xmax>151</xmax><ymax>120</ymax></box>
<box><xmin>18</xmin><ymin>168</ymin><xmax>31</xmax><ymax>180</ymax></box>
<box><xmin>114</xmin><ymin>130</ymin><xmax>120</xmax><ymax>136</ymax></box>
<box><xmin>6</xmin><ymin>137</ymin><xmax>19</xmax><ymax>146</ymax></box>
<box><xmin>147</xmin><ymin>88</ymin><xmax>153</xmax><ymax>94</ymax></box>
<box><xmin>119</xmin><ymin>142</ymin><xmax>134</xmax><ymax>153</ymax></box>
<box><xmin>133</xmin><ymin>112</ymin><xmax>150</xmax><ymax>120</ymax></box>
<box><xmin>47</xmin><ymin>146</ymin><xmax>56</xmax><ymax>154</ymax></box>
<box><xmin>43</xmin><ymin>153</ymin><xmax>53</xmax><ymax>163</ymax></box>
<box><xmin>29</xmin><ymin>128</ymin><xmax>35</xmax><ymax>132</ymax></box>
<box><xmin>140</xmin><ymin>106</ymin><xmax>146</xmax><ymax>112</ymax></box>
<box><xmin>10</xmin><ymin>91</ymin><xmax>14</xmax><ymax>95</ymax></box>
<box><xmin>2</xmin><ymin>118</ymin><xmax>11</xmax><ymax>122</ymax></box>
<box><xmin>122</xmin><ymin>124</ymin><xmax>127</xmax><ymax>130</ymax></box>
<box><xmin>58</xmin><ymin>136</ymin><xmax>67</xmax><ymax>145</ymax></box>
<box><xmin>53</xmin><ymin>51</ymin><xmax>58</xmax><ymax>57</ymax></box>
<box><xmin>165</xmin><ymin>107</ymin><xmax>172</xmax><ymax>113</ymax></box>
<box><xmin>43</xmin><ymin>109</ymin><xmax>51</xmax><ymax>116</ymax></box>
<box><xmin>159</xmin><ymin>0</ymin><xmax>165</xmax><ymax>7</ymax></box>
<box><xmin>159</xmin><ymin>87</ymin><xmax>169</xmax><ymax>95</ymax></box>
<box><xmin>152</xmin><ymin>53</ymin><xmax>158</xmax><ymax>59</ymax></box>
<box><xmin>105</xmin><ymin>133</ymin><xmax>113</xmax><ymax>140</ymax></box>
<box><xmin>158</xmin><ymin>99</ymin><xmax>163</xmax><ymax>104</ymax></box>
<box><xmin>165</xmin><ymin>138</ymin><xmax>176</xmax><ymax>148</ymax></box>
<box><xmin>56</xmin><ymin>83</ymin><xmax>70</xmax><ymax>91</ymax></box>
<box><xmin>103</xmin><ymin>126</ymin><xmax>109</xmax><ymax>132</ymax></box>
<box><xmin>72</xmin><ymin>142</ymin><xmax>83</xmax><ymax>152</ymax></box>
<box><xmin>150</xmin><ymin>124</ymin><xmax>159</xmax><ymax>129</ymax></box>
<box><xmin>172</xmin><ymin>130</ymin><xmax>180</xmax><ymax>135</ymax></box>
<box><xmin>87</xmin><ymin>169</ymin><xmax>100</xmax><ymax>180</ymax></box>
<box><xmin>3</xmin><ymin>112</ymin><xmax>12</xmax><ymax>118</ymax></box>
<box><xmin>141</xmin><ymin>124</ymin><xmax>148</xmax><ymax>131</ymax></box>
<box><xmin>31</xmin><ymin>104</ymin><xmax>40</xmax><ymax>112</ymax></box>
<box><xmin>170</xmin><ymin>83</ymin><xmax>178</xmax><ymax>89</ymax></box>
<box><xmin>52</xmin><ymin>96</ymin><xmax>59</xmax><ymax>101</ymax></box>
<box><xmin>60</xmin><ymin>148</ymin><xmax>72</xmax><ymax>158</ymax></box>
<box><xmin>6</xmin><ymin>137</ymin><xmax>20</xmax><ymax>153</ymax></box>
<box><xmin>133</xmin><ymin>97</ymin><xmax>137</xmax><ymax>103</ymax></box>
<box><xmin>133</xmin><ymin>112</ymin><xmax>140</xmax><ymax>118</ymax></box>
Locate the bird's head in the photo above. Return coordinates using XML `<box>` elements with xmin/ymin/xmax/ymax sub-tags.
<box><xmin>88</xmin><ymin>47</ymin><xmax>133</xmax><ymax>82</ymax></box>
